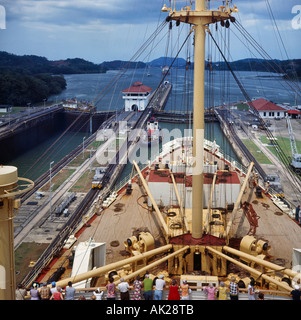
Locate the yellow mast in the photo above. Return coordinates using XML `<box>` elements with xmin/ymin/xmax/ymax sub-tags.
<box><xmin>0</xmin><ymin>166</ymin><xmax>33</xmax><ymax>300</ymax></box>
<box><xmin>162</xmin><ymin>0</ymin><xmax>238</xmax><ymax>239</ymax></box>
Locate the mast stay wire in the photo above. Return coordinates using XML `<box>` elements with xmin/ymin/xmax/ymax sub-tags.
<box><xmin>232</xmin><ymin>20</ymin><xmax>301</xmax><ymax>98</ymax></box>
<box><xmin>142</xmin><ymin>1</ymin><xmax>166</xmax><ymax>79</ymax></box>
<box><xmin>227</xmin><ymin>20</ymin><xmax>301</xmax><ymax>161</ymax></box>
<box><xmin>206</xmin><ymin>23</ymin><xmax>213</xmax><ymax>142</ymax></box>
<box><xmin>24</xmin><ymin>23</ymin><xmax>173</xmax><ymax>178</ymax></box>
<box><xmin>142</xmin><ymin>22</ymin><xmax>194</xmax><ymax>116</ymax></box>
<box><xmin>23</xmin><ymin>115</ymin><xmax>92</xmax><ymax>180</ymax></box>
<box><xmin>61</xmin><ymin>5</ymin><xmax>171</xmax><ymax>276</ymax></box>
<box><xmin>27</xmin><ymin>116</ymin><xmax>93</xmax><ymax>181</ymax></box>
<box><xmin>93</xmin><ymin>19</ymin><xmax>168</xmax><ymax>107</ymax></box>
<box><xmin>94</xmin><ymin>1</ymin><xmax>168</xmax><ymax>110</ymax></box>
<box><xmin>208</xmin><ymin>30</ymin><xmax>301</xmax><ymax>196</ymax></box>
<box><xmin>94</xmin><ymin>16</ymin><xmax>184</xmax><ymax>115</ymax></box>
<box><xmin>264</xmin><ymin>0</ymin><xmax>299</xmax><ymax>82</ymax></box>
<box><xmin>230</xmin><ymin>19</ymin><xmax>301</xmax><ymax>197</ymax></box>
<box><xmin>208</xmin><ymin>29</ymin><xmax>285</xmax><ymax>161</ymax></box>
<box><xmin>211</xmin><ymin>24</ymin><xmax>241</xmax><ymax>159</ymax></box>
<box><xmin>231</xmin><ymin>26</ymin><xmax>269</xmax><ymax>98</ymax></box>
<box><xmin>166</xmin><ymin>21</ymin><xmax>190</xmax><ymax>112</ymax></box>
<box><xmin>150</xmin><ymin>28</ymin><xmax>194</xmax><ymax>104</ymax></box>
<box><xmin>210</xmin><ymin>21</ymin><xmax>291</xmax><ymax>173</ymax></box>
<box><xmin>265</xmin><ymin>0</ymin><xmax>290</xmax><ymax>62</ymax></box>
<box><xmin>23</xmin><ymin>111</ymin><xmax>88</xmax><ymax>178</ymax></box>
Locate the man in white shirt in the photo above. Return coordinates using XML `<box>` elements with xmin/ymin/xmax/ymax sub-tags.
<box><xmin>117</xmin><ymin>278</ymin><xmax>130</xmax><ymax>300</ymax></box>
<box><xmin>93</xmin><ymin>288</ymin><xmax>104</xmax><ymax>300</ymax></box>
<box><xmin>154</xmin><ymin>275</ymin><xmax>165</xmax><ymax>300</ymax></box>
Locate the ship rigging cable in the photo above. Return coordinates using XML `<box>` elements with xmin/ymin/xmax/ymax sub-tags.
<box><xmin>93</xmin><ymin>19</ymin><xmax>168</xmax><ymax>107</ymax></box>
<box><xmin>208</xmin><ymin>30</ymin><xmax>301</xmax><ymax>196</ymax></box>
<box><xmin>232</xmin><ymin>20</ymin><xmax>301</xmax><ymax>98</ymax></box>
<box><xmin>26</xmin><ymin>19</ymin><xmax>174</xmax><ymax>191</ymax></box>
<box><xmin>22</xmin><ymin>110</ymin><xmax>89</xmax><ymax>179</ymax></box>
<box><xmin>147</xmin><ymin>28</ymin><xmax>193</xmax><ymax>110</ymax></box>
<box><xmin>265</xmin><ymin>0</ymin><xmax>290</xmax><ymax>62</ymax></box>
<box><xmin>226</xmin><ymin>20</ymin><xmax>301</xmax><ymax>195</ymax></box>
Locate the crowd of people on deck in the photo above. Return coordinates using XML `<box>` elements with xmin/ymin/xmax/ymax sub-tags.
<box><xmin>15</xmin><ymin>273</ymin><xmax>300</xmax><ymax>300</ymax></box>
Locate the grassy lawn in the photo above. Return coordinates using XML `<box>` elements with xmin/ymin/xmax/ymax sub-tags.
<box><xmin>68</xmin><ymin>141</ymin><xmax>105</xmax><ymax>167</ymax></box>
<box><xmin>261</xmin><ymin>136</ymin><xmax>301</xmax><ymax>160</ymax></box>
<box><xmin>41</xmin><ymin>168</ymin><xmax>76</xmax><ymax>192</ymax></box>
<box><xmin>69</xmin><ymin>170</ymin><xmax>94</xmax><ymax>193</ymax></box>
<box><xmin>0</xmin><ymin>106</ymin><xmax>26</xmax><ymax>115</ymax></box>
<box><xmin>241</xmin><ymin>139</ymin><xmax>273</xmax><ymax>164</ymax></box>
<box><xmin>235</xmin><ymin>102</ymin><xmax>249</xmax><ymax>111</ymax></box>
<box><xmin>15</xmin><ymin>242</ymin><xmax>48</xmax><ymax>284</ymax></box>
<box><xmin>68</xmin><ymin>149</ymin><xmax>93</xmax><ymax>167</ymax></box>
<box><xmin>89</xmin><ymin>140</ymin><xmax>104</xmax><ymax>149</ymax></box>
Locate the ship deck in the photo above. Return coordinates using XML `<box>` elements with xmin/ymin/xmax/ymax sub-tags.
<box><xmin>38</xmin><ymin>145</ymin><xmax>301</xmax><ymax>285</ymax></box>
<box><xmin>234</xmin><ymin>181</ymin><xmax>301</xmax><ymax>268</ymax></box>
<box><xmin>75</xmin><ymin>148</ymin><xmax>301</xmax><ymax>270</ymax></box>
<box><xmin>76</xmin><ymin>181</ymin><xmax>166</xmax><ymax>266</ymax></box>
<box><xmin>74</xmin><ymin>146</ymin><xmax>235</xmax><ymax>259</ymax></box>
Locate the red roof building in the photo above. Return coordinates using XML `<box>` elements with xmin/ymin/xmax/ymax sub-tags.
<box><xmin>122</xmin><ymin>81</ymin><xmax>152</xmax><ymax>94</ymax></box>
<box><xmin>287</xmin><ymin>109</ymin><xmax>301</xmax><ymax>119</ymax></box>
<box><xmin>122</xmin><ymin>81</ymin><xmax>152</xmax><ymax>111</ymax></box>
<box><xmin>287</xmin><ymin>110</ymin><xmax>301</xmax><ymax>114</ymax></box>
<box><xmin>248</xmin><ymin>98</ymin><xmax>286</xmax><ymax>119</ymax></box>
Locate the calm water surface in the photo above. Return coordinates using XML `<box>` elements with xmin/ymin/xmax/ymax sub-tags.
<box><xmin>52</xmin><ymin>67</ymin><xmax>298</xmax><ymax>111</ymax></box>
<box><xmin>7</xmin><ymin>67</ymin><xmax>298</xmax><ymax>180</ymax></box>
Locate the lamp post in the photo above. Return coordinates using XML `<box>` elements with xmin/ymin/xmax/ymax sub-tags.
<box><xmin>49</xmin><ymin>161</ymin><xmax>54</xmax><ymax>220</ymax></box>
<box><xmin>82</xmin><ymin>136</ymin><xmax>86</xmax><ymax>159</ymax></box>
<box><xmin>90</xmin><ymin>148</ymin><xmax>94</xmax><ymax>173</ymax></box>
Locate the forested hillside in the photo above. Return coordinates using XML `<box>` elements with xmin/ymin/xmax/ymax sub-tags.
<box><xmin>1</xmin><ymin>51</ymin><xmax>300</xmax><ymax>106</ymax></box>
<box><xmin>0</xmin><ymin>52</ymin><xmax>145</xmax><ymax>105</ymax></box>
<box><xmin>0</xmin><ymin>72</ymin><xmax>66</xmax><ymax>105</ymax></box>
<box><xmin>211</xmin><ymin>58</ymin><xmax>301</xmax><ymax>79</ymax></box>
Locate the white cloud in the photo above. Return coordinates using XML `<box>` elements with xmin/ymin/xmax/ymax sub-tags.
<box><xmin>6</xmin><ymin>0</ymin><xmax>163</xmax><ymax>26</ymax></box>
<box><xmin>263</xmin><ymin>19</ymin><xmax>293</xmax><ymax>32</ymax></box>
<box><xmin>0</xmin><ymin>0</ymin><xmax>299</xmax><ymax>62</ymax></box>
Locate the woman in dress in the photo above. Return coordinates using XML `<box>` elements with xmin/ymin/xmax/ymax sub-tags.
<box><xmin>106</xmin><ymin>277</ymin><xmax>116</xmax><ymax>300</ymax></box>
<box><xmin>203</xmin><ymin>283</ymin><xmax>217</xmax><ymax>300</ymax></box>
<box><xmin>180</xmin><ymin>279</ymin><xmax>190</xmax><ymax>300</ymax></box>
<box><xmin>168</xmin><ymin>279</ymin><xmax>180</xmax><ymax>300</ymax></box>
<box><xmin>217</xmin><ymin>281</ymin><xmax>228</xmax><ymax>300</ymax></box>
<box><xmin>30</xmin><ymin>283</ymin><xmax>40</xmax><ymax>300</ymax></box>
<box><xmin>133</xmin><ymin>275</ymin><xmax>143</xmax><ymax>300</ymax></box>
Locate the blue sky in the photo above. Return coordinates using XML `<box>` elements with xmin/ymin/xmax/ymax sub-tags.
<box><xmin>0</xmin><ymin>0</ymin><xmax>300</xmax><ymax>63</ymax></box>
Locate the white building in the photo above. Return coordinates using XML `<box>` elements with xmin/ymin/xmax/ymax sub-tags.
<box><xmin>0</xmin><ymin>105</ymin><xmax>12</xmax><ymax>113</ymax></box>
<box><xmin>248</xmin><ymin>98</ymin><xmax>286</xmax><ymax>119</ymax></box>
<box><xmin>122</xmin><ymin>81</ymin><xmax>152</xmax><ymax>112</ymax></box>
<box><xmin>147</xmin><ymin>169</ymin><xmax>241</xmax><ymax>209</ymax></box>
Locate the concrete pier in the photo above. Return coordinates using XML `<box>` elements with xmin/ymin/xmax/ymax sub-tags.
<box><xmin>149</xmin><ymin>81</ymin><xmax>172</xmax><ymax>111</ymax></box>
